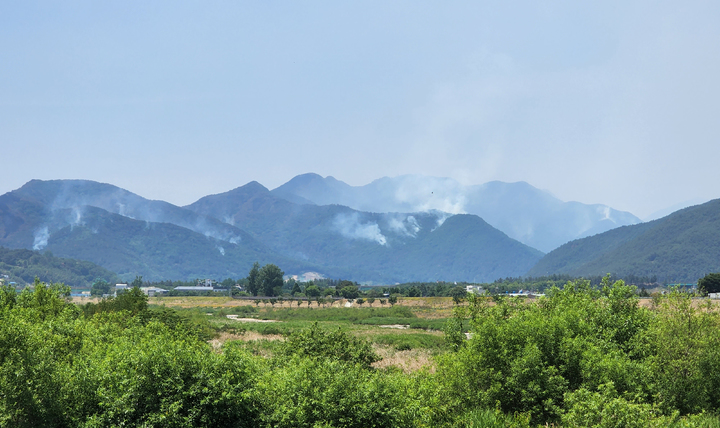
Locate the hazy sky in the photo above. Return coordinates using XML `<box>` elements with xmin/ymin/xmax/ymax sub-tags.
<box><xmin>2</xmin><ymin>1</ymin><xmax>719</xmax><ymax>218</ymax></box>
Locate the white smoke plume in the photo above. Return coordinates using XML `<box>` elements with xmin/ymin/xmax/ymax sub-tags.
<box><xmin>386</xmin><ymin>215</ymin><xmax>421</xmax><ymax>237</ymax></box>
<box><xmin>70</xmin><ymin>206</ymin><xmax>85</xmax><ymax>230</ymax></box>
<box><xmin>33</xmin><ymin>226</ymin><xmax>50</xmax><ymax>250</ymax></box>
<box><xmin>599</xmin><ymin>206</ymin><xmax>612</xmax><ymax>222</ymax></box>
<box><xmin>432</xmin><ymin>212</ymin><xmax>452</xmax><ymax>231</ymax></box>
<box><xmin>333</xmin><ymin>213</ymin><xmax>387</xmax><ymax>246</ymax></box>
<box><xmin>217</xmin><ymin>245</ymin><xmax>225</xmax><ymax>256</ymax></box>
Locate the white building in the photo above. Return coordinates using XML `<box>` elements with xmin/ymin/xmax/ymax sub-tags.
<box><xmin>465</xmin><ymin>285</ymin><xmax>485</xmax><ymax>295</ymax></box>
<box><xmin>140</xmin><ymin>287</ymin><xmax>168</xmax><ymax>297</ymax></box>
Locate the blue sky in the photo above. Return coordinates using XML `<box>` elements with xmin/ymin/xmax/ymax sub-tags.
<box><xmin>2</xmin><ymin>1</ymin><xmax>719</xmax><ymax>218</ymax></box>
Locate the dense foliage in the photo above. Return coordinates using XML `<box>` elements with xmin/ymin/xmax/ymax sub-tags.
<box><xmin>2</xmin><ymin>277</ymin><xmax>720</xmax><ymax>427</ymax></box>
<box><xmin>439</xmin><ymin>277</ymin><xmax>720</xmax><ymax>426</ymax></box>
<box><xmin>0</xmin><ymin>246</ymin><xmax>118</xmax><ymax>288</ymax></box>
<box><xmin>699</xmin><ymin>272</ymin><xmax>720</xmax><ymax>294</ymax></box>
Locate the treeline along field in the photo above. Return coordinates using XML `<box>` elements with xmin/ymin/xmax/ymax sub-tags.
<box><xmin>3</xmin><ymin>278</ymin><xmax>720</xmax><ymax>427</ymax></box>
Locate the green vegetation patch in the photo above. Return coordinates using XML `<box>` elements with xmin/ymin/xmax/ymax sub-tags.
<box><xmin>260</xmin><ymin>305</ymin><xmax>416</xmax><ymax>322</ymax></box>
<box><xmin>373</xmin><ymin>332</ymin><xmax>446</xmax><ymax>351</ymax></box>
<box><xmin>356</xmin><ymin>317</ymin><xmax>447</xmax><ymax>330</ymax></box>
<box><xmin>0</xmin><ymin>246</ymin><xmax>118</xmax><ymax>288</ymax></box>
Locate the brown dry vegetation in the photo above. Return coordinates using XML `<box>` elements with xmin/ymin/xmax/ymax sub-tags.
<box><xmin>371</xmin><ymin>345</ymin><xmax>436</xmax><ymax>373</ymax></box>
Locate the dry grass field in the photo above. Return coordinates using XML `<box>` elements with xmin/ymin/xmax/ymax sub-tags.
<box><xmin>134</xmin><ymin>295</ymin><xmax>455</xmax><ymax>372</ymax></box>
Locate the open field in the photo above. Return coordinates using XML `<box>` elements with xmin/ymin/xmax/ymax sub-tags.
<box><xmin>148</xmin><ymin>296</ymin><xmax>454</xmax><ymax>373</ymax></box>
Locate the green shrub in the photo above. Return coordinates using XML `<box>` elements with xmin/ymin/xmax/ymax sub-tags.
<box><xmin>373</xmin><ymin>333</ymin><xmax>445</xmax><ymax>350</ymax></box>
<box><xmin>79</xmin><ymin>322</ymin><xmax>261</xmax><ymax>428</ymax></box>
<box><xmin>276</xmin><ymin>323</ymin><xmax>378</xmax><ymax>367</ymax></box>
<box><xmin>562</xmin><ymin>383</ymin><xmax>667</xmax><ymax>428</ymax></box>
<box><xmin>257</xmin><ymin>356</ymin><xmax>417</xmax><ymax>428</ymax></box>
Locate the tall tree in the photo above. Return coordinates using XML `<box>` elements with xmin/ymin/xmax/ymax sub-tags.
<box><xmin>247</xmin><ymin>262</ymin><xmax>260</xmax><ymax>296</ymax></box>
<box><xmin>699</xmin><ymin>272</ymin><xmax>720</xmax><ymax>294</ymax></box>
<box><xmin>259</xmin><ymin>264</ymin><xmax>284</xmax><ymax>297</ymax></box>
<box><xmin>131</xmin><ymin>275</ymin><xmax>143</xmax><ymax>288</ymax></box>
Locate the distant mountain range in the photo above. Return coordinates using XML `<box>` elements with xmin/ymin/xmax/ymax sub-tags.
<box><xmin>527</xmin><ymin>199</ymin><xmax>720</xmax><ymax>283</ymax></box>
<box><xmin>0</xmin><ymin>178</ymin><xmax>542</xmax><ymax>283</ymax></box>
<box><xmin>272</xmin><ymin>173</ymin><xmax>641</xmax><ymax>253</ymax></box>
<box><xmin>186</xmin><ymin>181</ymin><xmax>543</xmax><ymax>283</ymax></box>
<box><xmin>2</xmin><ymin>175</ymin><xmax>714</xmax><ymax>285</ymax></box>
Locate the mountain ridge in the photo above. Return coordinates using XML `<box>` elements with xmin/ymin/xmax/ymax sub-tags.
<box><xmin>0</xmin><ymin>179</ymin><xmax>544</xmax><ymax>283</ymax></box>
<box><xmin>270</xmin><ymin>173</ymin><xmax>641</xmax><ymax>252</ymax></box>
<box><xmin>527</xmin><ymin>198</ymin><xmax>720</xmax><ymax>282</ymax></box>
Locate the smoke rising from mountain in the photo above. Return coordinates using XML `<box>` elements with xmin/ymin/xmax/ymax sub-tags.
<box><xmin>333</xmin><ymin>213</ymin><xmax>387</xmax><ymax>246</ymax></box>
<box><xmin>70</xmin><ymin>206</ymin><xmax>85</xmax><ymax>229</ymax></box>
<box><xmin>33</xmin><ymin>226</ymin><xmax>49</xmax><ymax>250</ymax></box>
<box><xmin>385</xmin><ymin>214</ymin><xmax>421</xmax><ymax>237</ymax></box>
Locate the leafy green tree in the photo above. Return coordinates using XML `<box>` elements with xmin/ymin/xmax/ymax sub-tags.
<box><xmin>388</xmin><ymin>295</ymin><xmax>398</xmax><ymax>306</ymax></box>
<box><xmin>356</xmin><ymin>298</ymin><xmax>365</xmax><ymax>307</ymax></box>
<box><xmin>247</xmin><ymin>262</ymin><xmax>260</xmax><ymax>296</ymax></box>
<box><xmin>113</xmin><ymin>286</ymin><xmax>148</xmax><ymax>314</ymax></box>
<box><xmin>291</xmin><ymin>281</ymin><xmax>302</xmax><ymax>296</ymax></box>
<box><xmin>258</xmin><ymin>356</ymin><xmax>416</xmax><ymax>428</ymax></box>
<box><xmin>436</xmin><ymin>278</ymin><xmax>657</xmax><ymax>425</ymax></box>
<box><xmin>259</xmin><ymin>264</ymin><xmax>284</xmax><ymax>297</ymax></box>
<box><xmin>130</xmin><ymin>275</ymin><xmax>143</xmax><ymax>288</ymax></box>
<box><xmin>698</xmin><ymin>272</ymin><xmax>720</xmax><ymax>294</ymax></box>
<box><xmin>84</xmin><ymin>286</ymin><xmax>148</xmax><ymax>317</ymax></box>
<box><xmin>90</xmin><ymin>279</ymin><xmax>111</xmax><ymax>296</ymax></box>
<box><xmin>449</xmin><ymin>286</ymin><xmax>467</xmax><ymax>305</ymax></box>
<box><xmin>305</xmin><ymin>284</ymin><xmax>321</xmax><ymax>298</ymax></box>
<box><xmin>277</xmin><ymin>323</ymin><xmax>378</xmax><ymax>367</ymax></box>
<box><xmin>407</xmin><ymin>286</ymin><xmax>421</xmax><ymax>297</ymax></box>
<box><xmin>80</xmin><ymin>323</ymin><xmax>261</xmax><ymax>427</ymax></box>
<box><xmin>340</xmin><ymin>285</ymin><xmax>359</xmax><ymax>299</ymax></box>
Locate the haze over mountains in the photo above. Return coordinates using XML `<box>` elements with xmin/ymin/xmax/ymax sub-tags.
<box><xmin>1</xmin><ymin>174</ymin><xmax>717</xmax><ymax>285</ymax></box>
<box><xmin>0</xmin><ymin>177</ymin><xmax>542</xmax><ymax>283</ymax></box>
<box><xmin>272</xmin><ymin>173</ymin><xmax>641</xmax><ymax>253</ymax></box>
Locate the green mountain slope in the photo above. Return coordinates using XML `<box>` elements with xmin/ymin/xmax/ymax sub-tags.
<box><xmin>0</xmin><ymin>246</ymin><xmax>118</xmax><ymax>288</ymax></box>
<box><xmin>43</xmin><ymin>206</ymin><xmax>314</xmax><ymax>281</ymax></box>
<box><xmin>0</xmin><ymin>181</ymin><xmax>316</xmax><ymax>281</ymax></box>
<box><xmin>188</xmin><ymin>183</ymin><xmax>544</xmax><ymax>283</ymax></box>
<box><xmin>8</xmin><ymin>179</ymin><xmax>248</xmax><ymax>243</ymax></box>
<box><xmin>527</xmin><ymin>199</ymin><xmax>720</xmax><ymax>282</ymax></box>
<box><xmin>1</xmin><ymin>179</ymin><xmax>544</xmax><ymax>283</ymax></box>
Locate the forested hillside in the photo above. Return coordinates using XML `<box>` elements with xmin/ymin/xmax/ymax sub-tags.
<box><xmin>0</xmin><ymin>246</ymin><xmax>118</xmax><ymax>287</ymax></box>
<box><xmin>0</xmin><ymin>179</ymin><xmax>544</xmax><ymax>283</ymax></box>
<box><xmin>527</xmin><ymin>199</ymin><xmax>720</xmax><ymax>282</ymax></box>
<box><xmin>187</xmin><ymin>182</ymin><xmax>543</xmax><ymax>283</ymax></box>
